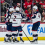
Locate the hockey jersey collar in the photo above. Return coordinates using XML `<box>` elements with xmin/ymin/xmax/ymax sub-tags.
<box><xmin>34</xmin><ymin>11</ymin><xmax>38</xmax><ymax>14</ymax></box>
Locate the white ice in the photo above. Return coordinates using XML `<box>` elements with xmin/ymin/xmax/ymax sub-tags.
<box><xmin>0</xmin><ymin>41</ymin><xmax>45</xmax><ymax>45</ymax></box>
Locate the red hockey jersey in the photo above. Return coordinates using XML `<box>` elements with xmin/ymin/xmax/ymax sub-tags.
<box><xmin>24</xmin><ymin>2</ymin><xmax>32</xmax><ymax>9</ymax></box>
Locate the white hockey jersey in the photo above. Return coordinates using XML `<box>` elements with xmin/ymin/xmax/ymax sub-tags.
<box><xmin>11</xmin><ymin>12</ymin><xmax>22</xmax><ymax>27</ymax></box>
<box><xmin>32</xmin><ymin>12</ymin><xmax>41</xmax><ymax>24</ymax></box>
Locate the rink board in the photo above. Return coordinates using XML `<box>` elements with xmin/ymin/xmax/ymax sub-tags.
<box><xmin>0</xmin><ymin>23</ymin><xmax>45</xmax><ymax>41</ymax></box>
<box><xmin>0</xmin><ymin>37</ymin><xmax>45</xmax><ymax>41</ymax></box>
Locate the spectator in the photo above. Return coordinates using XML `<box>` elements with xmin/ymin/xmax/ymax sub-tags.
<box><xmin>26</xmin><ymin>10</ymin><xmax>32</xmax><ymax>22</ymax></box>
<box><xmin>24</xmin><ymin>0</ymin><xmax>27</xmax><ymax>2</ymax></box>
<box><xmin>1</xmin><ymin>0</ymin><xmax>5</xmax><ymax>3</ymax></box>
<box><xmin>24</xmin><ymin>0</ymin><xmax>32</xmax><ymax>2</ymax></box>
<box><xmin>42</xmin><ymin>10</ymin><xmax>45</xmax><ymax>17</ymax></box>
<box><xmin>16</xmin><ymin>3</ymin><xmax>25</xmax><ymax>15</ymax></box>
<box><xmin>24</xmin><ymin>0</ymin><xmax>32</xmax><ymax>9</ymax></box>
<box><xmin>36</xmin><ymin>0</ymin><xmax>41</xmax><ymax>3</ymax></box>
<box><xmin>40</xmin><ymin>0</ymin><xmax>45</xmax><ymax>3</ymax></box>
<box><xmin>5</xmin><ymin>0</ymin><xmax>11</xmax><ymax>3</ymax></box>
<box><xmin>41</xmin><ymin>16</ymin><xmax>45</xmax><ymax>22</ymax></box>
<box><xmin>25</xmin><ymin>7</ymin><xmax>31</xmax><ymax>15</ymax></box>
<box><xmin>12</xmin><ymin>0</ymin><xmax>21</xmax><ymax>6</ymax></box>
<box><xmin>39</xmin><ymin>5</ymin><xmax>45</xmax><ymax>17</ymax></box>
<box><xmin>40</xmin><ymin>0</ymin><xmax>45</xmax><ymax>9</ymax></box>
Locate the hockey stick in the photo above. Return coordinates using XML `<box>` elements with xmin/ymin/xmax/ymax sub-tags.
<box><xmin>22</xmin><ymin>0</ymin><xmax>34</xmax><ymax>42</ymax></box>
<box><xmin>22</xmin><ymin>30</ymin><xmax>31</xmax><ymax>42</ymax></box>
<box><xmin>22</xmin><ymin>21</ymin><xmax>27</xmax><ymax>28</ymax></box>
<box><xmin>22</xmin><ymin>21</ymin><xmax>31</xmax><ymax>42</ymax></box>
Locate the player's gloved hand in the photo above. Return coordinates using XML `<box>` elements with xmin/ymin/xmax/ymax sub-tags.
<box><xmin>26</xmin><ymin>17</ymin><xmax>31</xmax><ymax>21</ymax></box>
<box><xmin>6</xmin><ymin>22</ymin><xmax>9</xmax><ymax>25</ymax></box>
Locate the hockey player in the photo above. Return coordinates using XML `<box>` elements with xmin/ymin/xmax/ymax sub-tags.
<box><xmin>31</xmin><ymin>6</ymin><xmax>41</xmax><ymax>43</ymax></box>
<box><xmin>4</xmin><ymin>7</ymin><xmax>14</xmax><ymax>42</ymax></box>
<box><xmin>11</xmin><ymin>7</ymin><xmax>24</xmax><ymax>42</ymax></box>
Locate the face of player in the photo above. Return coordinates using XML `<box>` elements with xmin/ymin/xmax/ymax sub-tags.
<box><xmin>33</xmin><ymin>8</ymin><xmax>37</xmax><ymax>12</ymax></box>
<box><xmin>9</xmin><ymin>11</ymin><xmax>13</xmax><ymax>14</ymax></box>
<box><xmin>18</xmin><ymin>5</ymin><xmax>20</xmax><ymax>8</ymax></box>
<box><xmin>27</xmin><ymin>0</ymin><xmax>30</xmax><ymax>2</ymax></box>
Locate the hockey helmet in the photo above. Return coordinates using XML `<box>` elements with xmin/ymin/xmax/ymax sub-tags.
<box><xmin>33</xmin><ymin>6</ymin><xmax>38</xmax><ymax>10</ymax></box>
<box><xmin>9</xmin><ymin>8</ymin><xmax>14</xmax><ymax>12</ymax></box>
<box><xmin>15</xmin><ymin>7</ymin><xmax>20</xmax><ymax>11</ymax></box>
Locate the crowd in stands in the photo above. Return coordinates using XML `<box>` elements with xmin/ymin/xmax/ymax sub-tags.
<box><xmin>1</xmin><ymin>0</ymin><xmax>45</xmax><ymax>22</ymax></box>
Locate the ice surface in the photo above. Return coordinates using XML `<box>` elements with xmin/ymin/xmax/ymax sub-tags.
<box><xmin>0</xmin><ymin>41</ymin><xmax>45</xmax><ymax>45</ymax></box>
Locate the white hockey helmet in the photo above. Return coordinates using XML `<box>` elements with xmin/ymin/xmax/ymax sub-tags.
<box><xmin>9</xmin><ymin>8</ymin><xmax>14</xmax><ymax>12</ymax></box>
<box><xmin>15</xmin><ymin>7</ymin><xmax>19</xmax><ymax>11</ymax></box>
<box><xmin>33</xmin><ymin>6</ymin><xmax>38</xmax><ymax>10</ymax></box>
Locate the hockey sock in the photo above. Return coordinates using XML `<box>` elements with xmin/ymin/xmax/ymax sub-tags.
<box><xmin>19</xmin><ymin>31</ymin><xmax>24</xmax><ymax>42</ymax></box>
<box><xmin>19</xmin><ymin>31</ymin><xmax>23</xmax><ymax>38</ymax></box>
<box><xmin>5</xmin><ymin>31</ymin><xmax>12</xmax><ymax>40</ymax></box>
<box><xmin>12</xmin><ymin>31</ymin><xmax>18</xmax><ymax>39</ymax></box>
<box><xmin>19</xmin><ymin>31</ymin><xmax>24</xmax><ymax>41</ymax></box>
<box><xmin>32</xmin><ymin>30</ymin><xmax>38</xmax><ymax>41</ymax></box>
